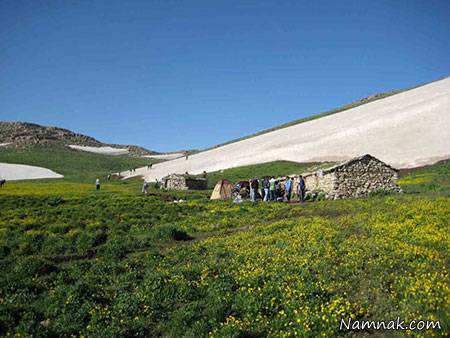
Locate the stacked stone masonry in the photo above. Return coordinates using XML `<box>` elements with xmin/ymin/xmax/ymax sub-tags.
<box><xmin>161</xmin><ymin>174</ymin><xmax>207</xmax><ymax>191</ymax></box>
<box><xmin>303</xmin><ymin>154</ymin><xmax>400</xmax><ymax>199</ymax></box>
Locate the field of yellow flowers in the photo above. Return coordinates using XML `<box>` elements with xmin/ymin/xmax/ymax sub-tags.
<box><xmin>0</xmin><ymin>162</ymin><xmax>449</xmax><ymax>337</ymax></box>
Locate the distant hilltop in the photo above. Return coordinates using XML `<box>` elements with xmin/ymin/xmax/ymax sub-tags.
<box><xmin>0</xmin><ymin>121</ymin><xmax>157</xmax><ymax>156</ymax></box>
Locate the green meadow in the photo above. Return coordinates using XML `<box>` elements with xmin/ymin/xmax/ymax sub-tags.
<box><xmin>0</xmin><ymin>148</ymin><xmax>448</xmax><ymax>337</ymax></box>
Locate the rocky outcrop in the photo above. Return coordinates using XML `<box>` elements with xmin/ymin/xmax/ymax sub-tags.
<box><xmin>303</xmin><ymin>154</ymin><xmax>400</xmax><ymax>199</ymax></box>
<box><xmin>0</xmin><ymin>121</ymin><xmax>156</xmax><ymax>156</ymax></box>
<box><xmin>0</xmin><ymin>122</ymin><xmax>100</xmax><ymax>146</ymax></box>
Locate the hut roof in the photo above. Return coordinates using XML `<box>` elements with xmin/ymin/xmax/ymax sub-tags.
<box><xmin>303</xmin><ymin>154</ymin><xmax>397</xmax><ymax>177</ymax></box>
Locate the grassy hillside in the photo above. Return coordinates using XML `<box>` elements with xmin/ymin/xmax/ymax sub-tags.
<box><xmin>0</xmin><ymin>145</ymin><xmax>157</xmax><ymax>182</ymax></box>
<box><xmin>202</xmin><ymin>161</ymin><xmax>334</xmax><ymax>188</ymax></box>
<box><xmin>0</xmin><ymin>160</ymin><xmax>448</xmax><ymax>336</ymax></box>
<box><xmin>398</xmin><ymin>159</ymin><xmax>450</xmax><ymax>196</ymax></box>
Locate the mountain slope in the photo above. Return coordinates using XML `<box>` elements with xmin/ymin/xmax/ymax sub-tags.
<box><xmin>123</xmin><ymin>76</ymin><xmax>450</xmax><ymax>181</ymax></box>
<box><xmin>0</xmin><ymin>121</ymin><xmax>156</xmax><ymax>156</ymax></box>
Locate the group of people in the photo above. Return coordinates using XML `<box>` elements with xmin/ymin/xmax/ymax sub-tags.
<box><xmin>249</xmin><ymin>175</ymin><xmax>306</xmax><ymax>203</ymax></box>
<box><xmin>95</xmin><ymin>169</ymin><xmax>306</xmax><ymax>203</ymax></box>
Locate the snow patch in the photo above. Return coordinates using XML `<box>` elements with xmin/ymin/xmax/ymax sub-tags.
<box><xmin>69</xmin><ymin>145</ymin><xmax>129</xmax><ymax>155</ymax></box>
<box><xmin>0</xmin><ymin>163</ymin><xmax>63</xmax><ymax>181</ymax></box>
<box><xmin>142</xmin><ymin>153</ymin><xmax>184</xmax><ymax>160</ymax></box>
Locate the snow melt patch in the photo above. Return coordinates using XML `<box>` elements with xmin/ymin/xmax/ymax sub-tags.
<box><xmin>69</xmin><ymin>145</ymin><xmax>129</xmax><ymax>155</ymax></box>
<box><xmin>142</xmin><ymin>153</ymin><xmax>184</xmax><ymax>160</ymax></box>
<box><xmin>0</xmin><ymin>163</ymin><xmax>63</xmax><ymax>181</ymax></box>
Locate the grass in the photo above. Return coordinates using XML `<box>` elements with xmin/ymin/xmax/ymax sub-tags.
<box><xmin>0</xmin><ymin>152</ymin><xmax>448</xmax><ymax>336</ymax></box>
<box><xmin>398</xmin><ymin>159</ymin><xmax>450</xmax><ymax>196</ymax></box>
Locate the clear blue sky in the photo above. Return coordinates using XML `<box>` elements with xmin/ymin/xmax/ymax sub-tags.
<box><xmin>1</xmin><ymin>0</ymin><xmax>449</xmax><ymax>152</ymax></box>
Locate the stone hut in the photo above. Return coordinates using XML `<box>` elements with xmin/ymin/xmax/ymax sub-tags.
<box><xmin>302</xmin><ymin>154</ymin><xmax>400</xmax><ymax>199</ymax></box>
<box><xmin>161</xmin><ymin>173</ymin><xmax>207</xmax><ymax>191</ymax></box>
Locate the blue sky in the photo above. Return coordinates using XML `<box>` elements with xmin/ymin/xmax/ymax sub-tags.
<box><xmin>1</xmin><ymin>0</ymin><xmax>449</xmax><ymax>152</ymax></box>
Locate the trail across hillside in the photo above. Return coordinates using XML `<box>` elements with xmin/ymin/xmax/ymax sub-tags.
<box><xmin>122</xmin><ymin>77</ymin><xmax>450</xmax><ymax>182</ymax></box>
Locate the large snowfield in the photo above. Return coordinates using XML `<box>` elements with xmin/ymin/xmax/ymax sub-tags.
<box><xmin>121</xmin><ymin>77</ymin><xmax>450</xmax><ymax>182</ymax></box>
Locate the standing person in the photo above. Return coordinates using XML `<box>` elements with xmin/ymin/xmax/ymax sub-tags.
<box><xmin>285</xmin><ymin>176</ymin><xmax>293</xmax><ymax>202</ymax></box>
<box><xmin>298</xmin><ymin>175</ymin><xmax>306</xmax><ymax>202</ymax></box>
<box><xmin>269</xmin><ymin>176</ymin><xmax>276</xmax><ymax>201</ymax></box>
<box><xmin>275</xmin><ymin>180</ymin><xmax>283</xmax><ymax>202</ymax></box>
<box><xmin>95</xmin><ymin>178</ymin><xmax>101</xmax><ymax>190</ymax></box>
<box><xmin>250</xmin><ymin>177</ymin><xmax>259</xmax><ymax>202</ymax></box>
<box><xmin>263</xmin><ymin>177</ymin><xmax>270</xmax><ymax>201</ymax></box>
<box><xmin>142</xmin><ymin>181</ymin><xmax>149</xmax><ymax>195</ymax></box>
<box><xmin>259</xmin><ymin>177</ymin><xmax>266</xmax><ymax>201</ymax></box>
<box><xmin>185</xmin><ymin>152</ymin><xmax>189</xmax><ymax>160</ymax></box>
<box><xmin>202</xmin><ymin>171</ymin><xmax>207</xmax><ymax>178</ymax></box>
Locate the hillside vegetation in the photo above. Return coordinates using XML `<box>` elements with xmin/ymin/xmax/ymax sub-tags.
<box><xmin>398</xmin><ymin>159</ymin><xmax>450</xmax><ymax>196</ymax></box>
<box><xmin>0</xmin><ymin>155</ymin><xmax>448</xmax><ymax>336</ymax></box>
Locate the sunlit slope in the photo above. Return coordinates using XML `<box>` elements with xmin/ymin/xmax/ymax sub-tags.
<box><xmin>124</xmin><ymin>77</ymin><xmax>450</xmax><ymax>181</ymax></box>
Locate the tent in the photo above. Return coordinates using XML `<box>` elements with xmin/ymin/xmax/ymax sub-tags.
<box><xmin>210</xmin><ymin>179</ymin><xmax>233</xmax><ymax>200</ymax></box>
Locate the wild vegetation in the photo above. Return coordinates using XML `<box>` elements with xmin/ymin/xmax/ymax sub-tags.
<box><xmin>0</xmin><ymin>155</ymin><xmax>448</xmax><ymax>337</ymax></box>
<box><xmin>398</xmin><ymin>159</ymin><xmax>450</xmax><ymax>196</ymax></box>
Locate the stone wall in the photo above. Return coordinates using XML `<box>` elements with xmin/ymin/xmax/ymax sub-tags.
<box><xmin>303</xmin><ymin>171</ymin><xmax>336</xmax><ymax>194</ymax></box>
<box><xmin>161</xmin><ymin>174</ymin><xmax>207</xmax><ymax>191</ymax></box>
<box><xmin>162</xmin><ymin>174</ymin><xmax>188</xmax><ymax>190</ymax></box>
<box><xmin>301</xmin><ymin>155</ymin><xmax>400</xmax><ymax>199</ymax></box>
<box><xmin>328</xmin><ymin>157</ymin><xmax>399</xmax><ymax>199</ymax></box>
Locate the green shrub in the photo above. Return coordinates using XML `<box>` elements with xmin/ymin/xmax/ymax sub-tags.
<box><xmin>151</xmin><ymin>224</ymin><xmax>192</xmax><ymax>241</ymax></box>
